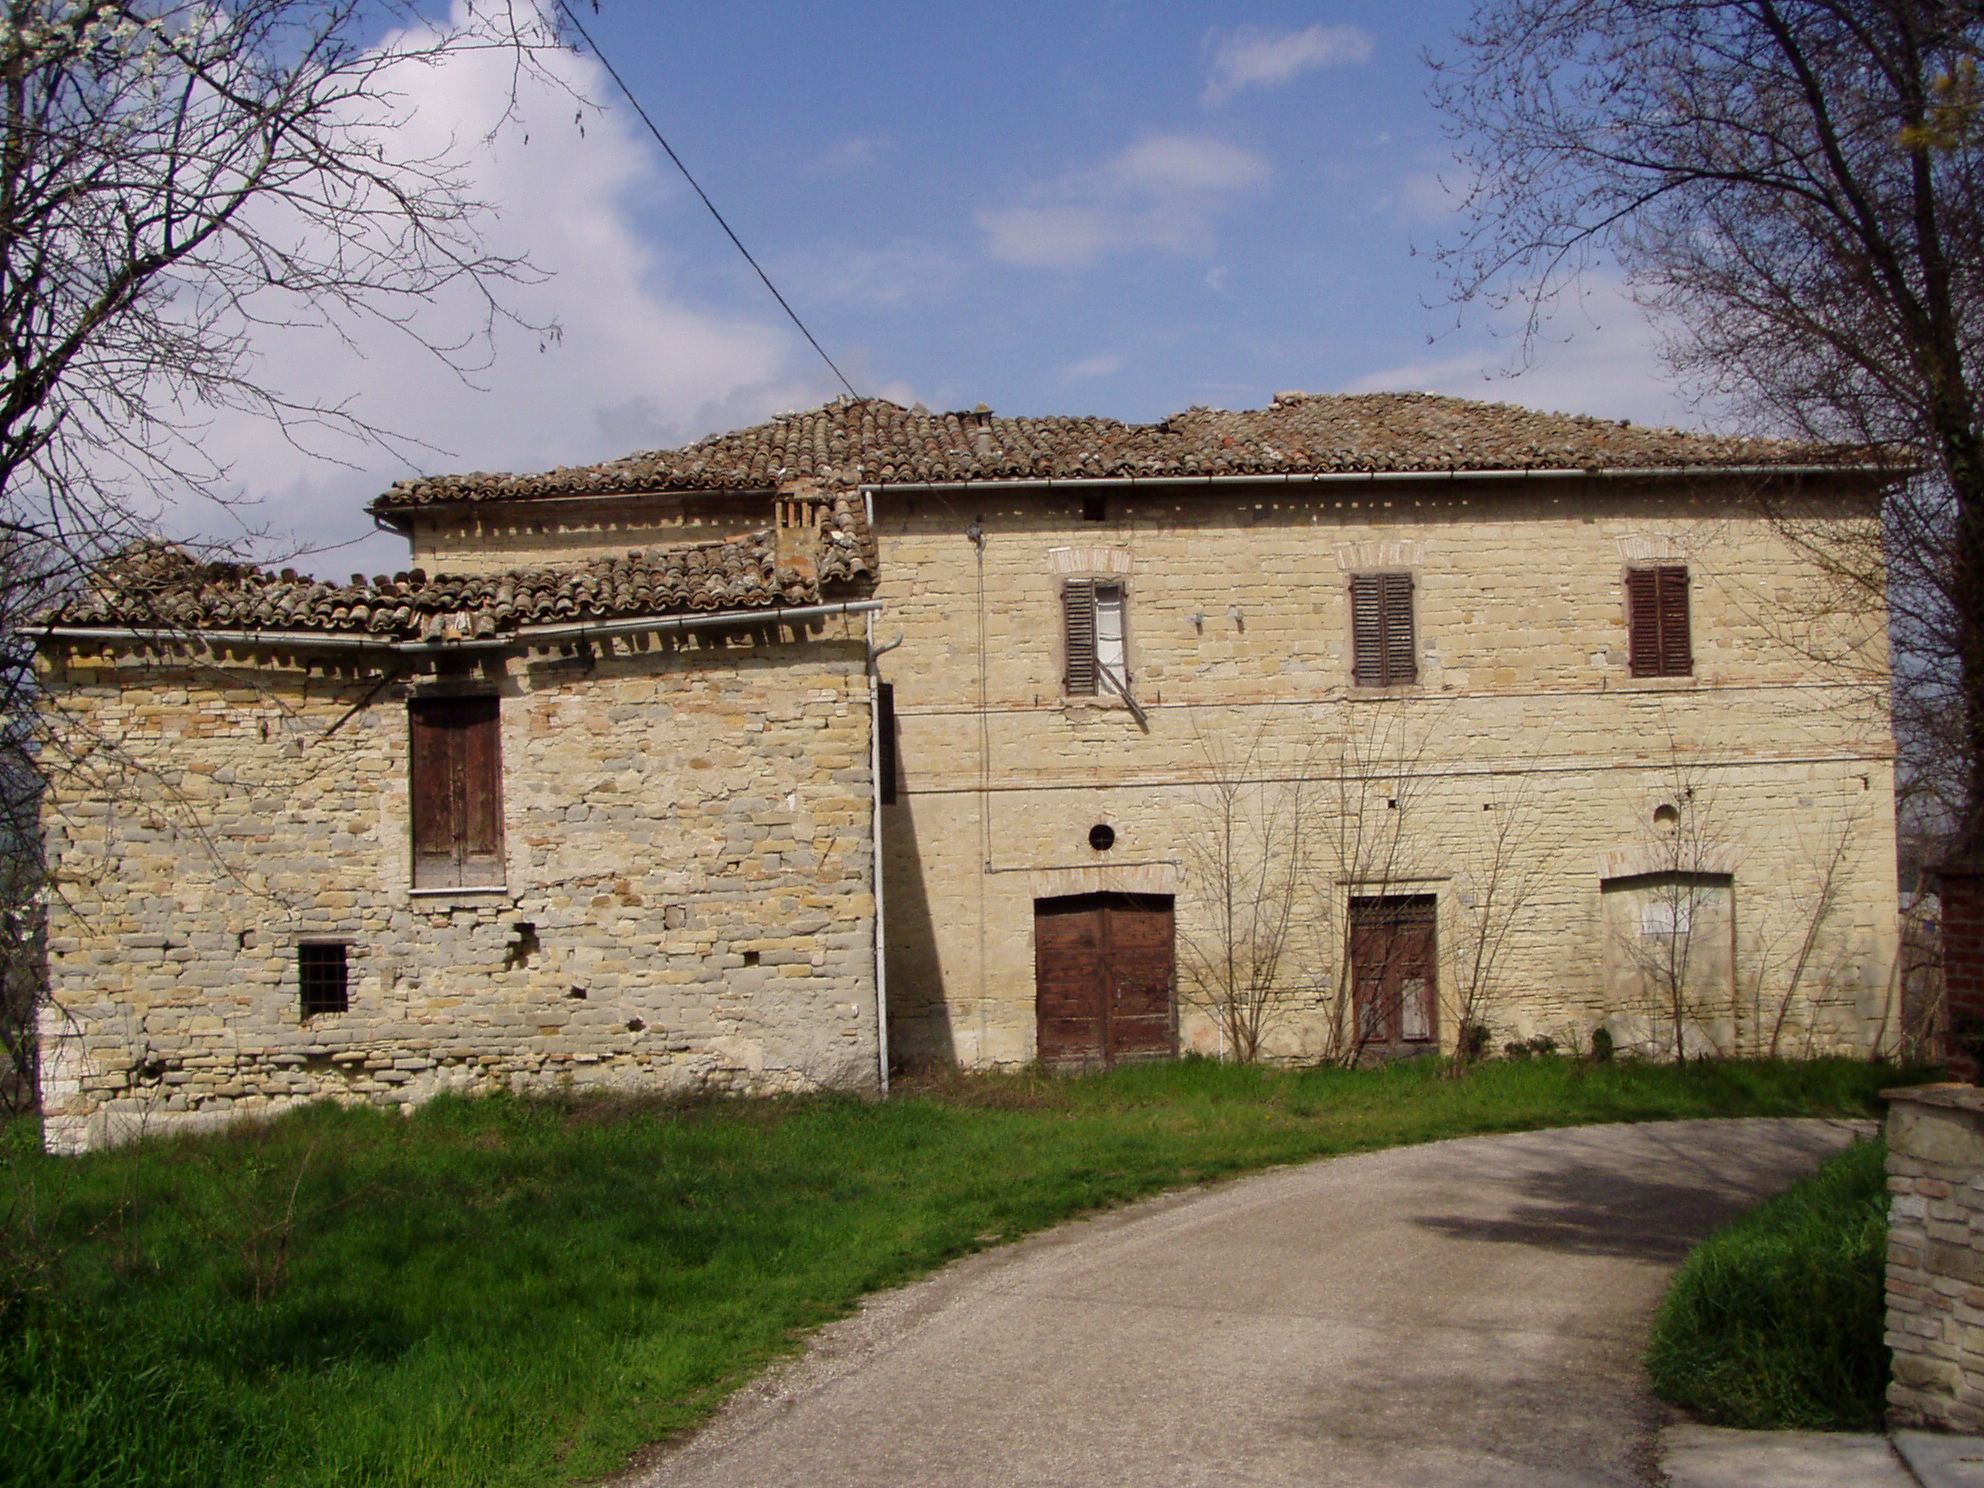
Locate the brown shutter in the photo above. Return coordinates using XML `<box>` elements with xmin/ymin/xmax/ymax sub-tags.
<box><xmin>409</xmin><ymin>700</ymin><xmax>457</xmax><ymax>888</ymax></box>
<box><xmin>1627</xmin><ymin>566</ymin><xmax>1691</xmax><ymax>676</ymax></box>
<box><xmin>1351</xmin><ymin>574</ymin><xmax>1415</xmax><ymax>686</ymax></box>
<box><xmin>1656</xmin><ymin>566</ymin><xmax>1691</xmax><ymax>675</ymax></box>
<box><xmin>1379</xmin><ymin>573</ymin><xmax>1415</xmax><ymax>685</ymax></box>
<box><xmin>410</xmin><ymin>695</ymin><xmax>504</xmax><ymax>889</ymax></box>
<box><xmin>456</xmin><ymin>695</ymin><xmax>503</xmax><ymax>885</ymax></box>
<box><xmin>1351</xmin><ymin>575</ymin><xmax>1385</xmax><ymax>685</ymax></box>
<box><xmin>1063</xmin><ymin>579</ymin><xmax>1097</xmax><ymax>695</ymax></box>
<box><xmin>1626</xmin><ymin>568</ymin><xmax>1661</xmax><ymax>675</ymax></box>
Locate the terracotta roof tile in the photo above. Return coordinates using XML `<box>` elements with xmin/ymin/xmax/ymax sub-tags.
<box><xmin>370</xmin><ymin>391</ymin><xmax>1898</xmax><ymax>511</ymax></box>
<box><xmin>47</xmin><ymin>511</ymin><xmax>875</xmax><ymax>639</ymax></box>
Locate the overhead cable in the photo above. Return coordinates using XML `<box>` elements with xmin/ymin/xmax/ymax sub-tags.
<box><xmin>552</xmin><ymin>1</ymin><xmax>861</xmax><ymax>400</ymax></box>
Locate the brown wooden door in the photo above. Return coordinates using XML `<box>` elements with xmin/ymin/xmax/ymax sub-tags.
<box><xmin>1034</xmin><ymin>893</ymin><xmax>1176</xmax><ymax>1067</ymax></box>
<box><xmin>1350</xmin><ymin>895</ymin><xmax>1438</xmax><ymax>1060</ymax></box>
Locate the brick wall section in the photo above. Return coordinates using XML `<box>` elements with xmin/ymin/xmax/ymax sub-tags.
<box><xmin>1939</xmin><ymin>870</ymin><xmax>1984</xmax><ymax>1081</ymax></box>
<box><xmin>37</xmin><ymin>620</ymin><xmax>878</xmax><ymax>1153</ymax></box>
<box><xmin>1887</xmin><ymin>1084</ymin><xmax>1984</xmax><ymax>1430</ymax></box>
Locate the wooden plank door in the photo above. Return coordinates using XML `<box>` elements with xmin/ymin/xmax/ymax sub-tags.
<box><xmin>1350</xmin><ymin>895</ymin><xmax>1438</xmax><ymax>1060</ymax></box>
<box><xmin>1034</xmin><ymin>893</ymin><xmax>1176</xmax><ymax>1068</ymax></box>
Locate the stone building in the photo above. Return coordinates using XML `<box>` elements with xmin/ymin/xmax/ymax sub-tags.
<box><xmin>36</xmin><ymin>391</ymin><xmax>1908</xmax><ymax>1146</ymax></box>
<box><xmin>367</xmin><ymin>392</ymin><xmax>1906</xmax><ymax>1071</ymax></box>
<box><xmin>35</xmin><ymin>497</ymin><xmax>882</xmax><ymax>1152</ymax></box>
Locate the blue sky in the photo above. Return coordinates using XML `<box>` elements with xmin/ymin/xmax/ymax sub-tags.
<box><xmin>190</xmin><ymin>1</ymin><xmax>1698</xmax><ymax>576</ymax></box>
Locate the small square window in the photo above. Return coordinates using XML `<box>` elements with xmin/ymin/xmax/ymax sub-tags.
<box><xmin>299</xmin><ymin>943</ymin><xmax>349</xmax><ymax>1017</ymax></box>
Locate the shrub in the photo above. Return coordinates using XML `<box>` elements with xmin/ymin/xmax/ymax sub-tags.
<box><xmin>1645</xmin><ymin>1137</ymin><xmax>1889</xmax><ymax>1430</ymax></box>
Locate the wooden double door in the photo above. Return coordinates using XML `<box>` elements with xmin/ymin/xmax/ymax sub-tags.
<box><xmin>1034</xmin><ymin>893</ymin><xmax>1176</xmax><ymax>1068</ymax></box>
<box><xmin>1350</xmin><ymin>894</ymin><xmax>1439</xmax><ymax>1060</ymax></box>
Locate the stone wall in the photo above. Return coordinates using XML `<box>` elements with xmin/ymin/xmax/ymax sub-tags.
<box><xmin>868</xmin><ymin>477</ymin><xmax>1900</xmax><ymax>1067</ymax></box>
<box><xmin>404</xmin><ymin>473</ymin><xmax>1901</xmax><ymax>1071</ymax></box>
<box><xmin>37</xmin><ymin>616</ymin><xmax>878</xmax><ymax>1152</ymax></box>
<box><xmin>1886</xmin><ymin>1084</ymin><xmax>1984</xmax><ymax>1431</ymax></box>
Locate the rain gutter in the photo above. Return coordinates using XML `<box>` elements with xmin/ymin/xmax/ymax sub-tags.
<box><xmin>862</xmin><ymin>464</ymin><xmax>1901</xmax><ymax>496</ymax></box>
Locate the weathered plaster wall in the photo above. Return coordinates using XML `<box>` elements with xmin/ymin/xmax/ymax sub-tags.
<box><xmin>867</xmin><ymin>477</ymin><xmax>1899</xmax><ymax>1067</ymax></box>
<box><xmin>38</xmin><ymin>619</ymin><xmax>877</xmax><ymax>1152</ymax></box>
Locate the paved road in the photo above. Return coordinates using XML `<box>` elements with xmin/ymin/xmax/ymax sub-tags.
<box><xmin>624</xmin><ymin>1119</ymin><xmax>1865</xmax><ymax>1488</ymax></box>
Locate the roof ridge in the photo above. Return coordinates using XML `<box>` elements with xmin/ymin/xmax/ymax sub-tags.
<box><xmin>367</xmin><ymin>392</ymin><xmax>1908</xmax><ymax>514</ymax></box>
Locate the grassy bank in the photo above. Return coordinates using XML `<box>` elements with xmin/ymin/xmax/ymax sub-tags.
<box><xmin>1645</xmin><ymin>1135</ymin><xmax>1891</xmax><ymax>1430</ymax></box>
<box><xmin>3</xmin><ymin>1056</ymin><xmax>1911</xmax><ymax>1488</ymax></box>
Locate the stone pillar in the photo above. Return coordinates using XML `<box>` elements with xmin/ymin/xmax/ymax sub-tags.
<box><xmin>1938</xmin><ymin>867</ymin><xmax>1984</xmax><ymax>1082</ymax></box>
<box><xmin>1886</xmin><ymin>1084</ymin><xmax>1984</xmax><ymax>1430</ymax></box>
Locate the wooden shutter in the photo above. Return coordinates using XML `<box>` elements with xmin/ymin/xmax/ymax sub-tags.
<box><xmin>876</xmin><ymin>681</ymin><xmax>898</xmax><ymax>806</ymax></box>
<box><xmin>1655</xmin><ymin>566</ymin><xmax>1691</xmax><ymax>675</ymax></box>
<box><xmin>410</xmin><ymin>695</ymin><xmax>504</xmax><ymax>888</ymax></box>
<box><xmin>1351</xmin><ymin>573</ymin><xmax>1415</xmax><ymax>686</ymax></box>
<box><xmin>1063</xmin><ymin>579</ymin><xmax>1097</xmax><ymax>695</ymax></box>
<box><xmin>1627</xmin><ymin>566</ymin><xmax>1691</xmax><ymax>677</ymax></box>
<box><xmin>1379</xmin><ymin>573</ymin><xmax>1415</xmax><ymax>684</ymax></box>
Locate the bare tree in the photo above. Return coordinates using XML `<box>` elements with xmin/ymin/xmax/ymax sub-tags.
<box><xmin>0</xmin><ymin>2</ymin><xmax>572</xmax><ymax>1109</ymax></box>
<box><xmin>1432</xmin><ymin>1</ymin><xmax>1978</xmax><ymax>848</ymax></box>
<box><xmin>1443</xmin><ymin>765</ymin><xmax>1556</xmax><ymax>1070</ymax></box>
<box><xmin>0</xmin><ymin>0</ymin><xmax>567</xmax><ymax>556</ymax></box>
<box><xmin>1315</xmin><ymin>703</ymin><xmax>1440</xmax><ymax>1066</ymax></box>
<box><xmin>1741</xmin><ymin>804</ymin><xmax>1862</xmax><ymax>1056</ymax></box>
<box><xmin>1176</xmin><ymin>722</ymin><xmax>1324</xmax><ymax>1064</ymax></box>
<box><xmin>0</xmin><ymin>538</ymin><xmax>49</xmax><ymax>1110</ymax></box>
<box><xmin>1601</xmin><ymin>765</ymin><xmax>1738</xmax><ymax>1062</ymax></box>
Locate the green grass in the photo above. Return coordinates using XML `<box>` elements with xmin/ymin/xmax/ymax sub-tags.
<box><xmin>0</xmin><ymin>1055</ymin><xmax>1916</xmax><ymax>1488</ymax></box>
<box><xmin>1646</xmin><ymin>1134</ymin><xmax>1892</xmax><ymax>1430</ymax></box>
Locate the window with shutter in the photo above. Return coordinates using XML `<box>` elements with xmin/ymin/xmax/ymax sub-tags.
<box><xmin>409</xmin><ymin>694</ymin><xmax>505</xmax><ymax>889</ymax></box>
<box><xmin>1350</xmin><ymin>573</ymin><xmax>1416</xmax><ymax>686</ymax></box>
<box><xmin>1626</xmin><ymin>566</ymin><xmax>1691</xmax><ymax>677</ymax></box>
<box><xmin>1063</xmin><ymin>579</ymin><xmax>1128</xmax><ymax>696</ymax></box>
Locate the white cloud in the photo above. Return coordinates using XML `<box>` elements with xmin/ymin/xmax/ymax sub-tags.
<box><xmin>1060</xmin><ymin>352</ymin><xmax>1126</xmax><ymax>380</ymax></box>
<box><xmin>779</xmin><ymin>239</ymin><xmax>967</xmax><ymax>307</ymax></box>
<box><xmin>978</xmin><ymin>134</ymin><xmax>1271</xmax><ymax>271</ymax></box>
<box><xmin>1342</xmin><ymin>277</ymin><xmax>1713</xmax><ymax>429</ymax></box>
<box><xmin>816</xmin><ymin>135</ymin><xmax>892</xmax><ymax>172</ymax></box>
<box><xmin>177</xmin><ymin>1</ymin><xmax>831</xmax><ymax>577</ymax></box>
<box><xmin>1392</xmin><ymin>169</ymin><xmax>1468</xmax><ymax>226</ymax></box>
<box><xmin>1203</xmin><ymin>24</ymin><xmax>1374</xmax><ymax>106</ymax></box>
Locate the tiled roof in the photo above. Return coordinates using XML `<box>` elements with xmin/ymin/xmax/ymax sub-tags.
<box><xmin>371</xmin><ymin>391</ymin><xmax>1898</xmax><ymax>511</ymax></box>
<box><xmin>45</xmin><ymin>515</ymin><xmax>875</xmax><ymax>640</ymax></box>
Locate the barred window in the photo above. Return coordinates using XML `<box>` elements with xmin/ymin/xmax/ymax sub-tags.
<box><xmin>299</xmin><ymin>943</ymin><xmax>349</xmax><ymax>1017</ymax></box>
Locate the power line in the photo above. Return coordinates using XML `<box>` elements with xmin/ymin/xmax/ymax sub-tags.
<box><xmin>553</xmin><ymin>1</ymin><xmax>861</xmax><ymax>400</ymax></box>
